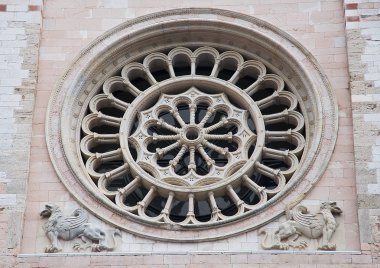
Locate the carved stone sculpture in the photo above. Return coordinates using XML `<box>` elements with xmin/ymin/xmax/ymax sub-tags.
<box><xmin>40</xmin><ymin>203</ymin><xmax>121</xmax><ymax>253</ymax></box>
<box><xmin>259</xmin><ymin>201</ymin><xmax>342</xmax><ymax>250</ymax></box>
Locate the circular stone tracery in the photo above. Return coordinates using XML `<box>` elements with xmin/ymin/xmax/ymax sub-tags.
<box><xmin>127</xmin><ymin>87</ymin><xmax>258</xmax><ymax>185</ymax></box>
<box><xmin>46</xmin><ymin>9</ymin><xmax>338</xmax><ymax>241</ymax></box>
<box><xmin>82</xmin><ymin>46</ymin><xmax>305</xmax><ymax>223</ymax></box>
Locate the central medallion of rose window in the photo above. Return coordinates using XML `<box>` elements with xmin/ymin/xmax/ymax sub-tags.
<box><xmin>130</xmin><ymin>87</ymin><xmax>255</xmax><ymax>186</ymax></box>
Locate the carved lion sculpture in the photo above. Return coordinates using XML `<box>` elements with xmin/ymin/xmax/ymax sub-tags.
<box><xmin>259</xmin><ymin>201</ymin><xmax>342</xmax><ymax>250</ymax></box>
<box><xmin>40</xmin><ymin>203</ymin><xmax>121</xmax><ymax>253</ymax></box>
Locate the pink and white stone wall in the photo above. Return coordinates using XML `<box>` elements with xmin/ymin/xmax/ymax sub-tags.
<box><xmin>0</xmin><ymin>0</ymin><xmax>41</xmax><ymax>265</ymax></box>
<box><xmin>0</xmin><ymin>0</ymin><xmax>380</xmax><ymax>267</ymax></box>
<box><xmin>344</xmin><ymin>0</ymin><xmax>380</xmax><ymax>255</ymax></box>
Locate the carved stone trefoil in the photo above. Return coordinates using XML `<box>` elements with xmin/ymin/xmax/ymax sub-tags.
<box><xmin>259</xmin><ymin>201</ymin><xmax>342</xmax><ymax>251</ymax></box>
<box><xmin>40</xmin><ymin>203</ymin><xmax>121</xmax><ymax>253</ymax></box>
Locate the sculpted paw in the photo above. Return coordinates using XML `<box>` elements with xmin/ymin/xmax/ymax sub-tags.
<box><xmin>288</xmin><ymin>240</ymin><xmax>308</xmax><ymax>249</ymax></box>
<box><xmin>299</xmin><ymin>240</ymin><xmax>308</xmax><ymax>249</ymax></box>
<box><xmin>91</xmin><ymin>244</ymin><xmax>103</xmax><ymax>252</ymax></box>
<box><xmin>45</xmin><ymin>246</ymin><xmax>59</xmax><ymax>253</ymax></box>
<box><xmin>279</xmin><ymin>243</ymin><xmax>289</xmax><ymax>250</ymax></box>
<box><xmin>318</xmin><ymin>243</ymin><xmax>336</xmax><ymax>251</ymax></box>
<box><xmin>73</xmin><ymin>243</ymin><xmax>81</xmax><ymax>251</ymax></box>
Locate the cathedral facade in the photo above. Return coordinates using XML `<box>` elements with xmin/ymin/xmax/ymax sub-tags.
<box><xmin>1</xmin><ymin>0</ymin><xmax>380</xmax><ymax>267</ymax></box>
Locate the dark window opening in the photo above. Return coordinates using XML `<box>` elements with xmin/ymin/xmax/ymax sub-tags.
<box><xmin>235</xmin><ymin>185</ymin><xmax>260</xmax><ymax>205</ymax></box>
<box><xmin>106</xmin><ymin>173</ymin><xmax>135</xmax><ymax>191</ymax></box>
<box><xmin>196</xmin><ymin>66</ymin><xmax>213</xmax><ymax>76</ymax></box>
<box><xmin>113</xmin><ymin>90</ymin><xmax>136</xmax><ymax>103</ymax></box>
<box><xmin>204</xmin><ymin>110</ymin><xmax>228</xmax><ymax>128</ymax></box>
<box><xmin>148</xmin><ymin>124</ymin><xmax>177</xmax><ymax>136</ymax></box>
<box><xmin>157</xmin><ymin>148</ymin><xmax>179</xmax><ymax>168</ymax></box>
<box><xmin>195</xmin><ymin>104</ymin><xmax>208</xmax><ymax>124</ymax></box>
<box><xmin>194</xmin><ymin>152</ymin><xmax>210</xmax><ymax>175</ymax></box>
<box><xmin>209</xmin><ymin>124</ymin><xmax>238</xmax><ymax>135</ymax></box>
<box><xmin>124</xmin><ymin>186</ymin><xmax>148</xmax><ymax>207</ymax></box>
<box><xmin>260</xmin><ymin>104</ymin><xmax>288</xmax><ymax>115</ymax></box>
<box><xmin>99</xmin><ymin>107</ymin><xmax>125</xmax><ymax>118</ymax></box>
<box><xmin>169</xmin><ymin>200</ymin><xmax>189</xmax><ymax>222</ymax></box>
<box><xmin>95</xmin><ymin>160</ymin><xmax>123</xmax><ymax>174</ymax></box>
<box><xmin>151</xmin><ymin>69</ymin><xmax>171</xmax><ymax>82</ymax></box>
<box><xmin>215</xmin><ymin>195</ymin><xmax>238</xmax><ymax>216</ymax></box>
<box><xmin>149</xmin><ymin>59</ymin><xmax>171</xmax><ymax>82</ymax></box>
<box><xmin>129</xmin><ymin>118</ymin><xmax>139</xmax><ymax>135</ymax></box>
<box><xmin>251</xmin><ymin>88</ymin><xmax>275</xmax><ymax>101</ymax></box>
<box><xmin>147</xmin><ymin>140</ymin><xmax>176</xmax><ymax>153</ymax></box>
<box><xmin>90</xmin><ymin>143</ymin><xmax>119</xmax><ymax>154</ymax></box>
<box><xmin>130</xmin><ymin>77</ymin><xmax>151</xmax><ymax>91</ymax></box>
<box><xmin>208</xmin><ymin>139</ymin><xmax>238</xmax><ymax>153</ymax></box>
<box><xmin>217</xmin><ymin>58</ymin><xmax>238</xmax><ymax>80</ymax></box>
<box><xmin>174</xmin><ymin>67</ymin><xmax>191</xmax><ymax>76</ymax></box>
<box><xmin>157</xmin><ymin>111</ymin><xmax>182</xmax><ymax>129</ymax></box>
<box><xmin>91</xmin><ymin>124</ymin><xmax>119</xmax><ymax>134</ymax></box>
<box><xmin>247</xmin><ymin>116</ymin><xmax>257</xmax><ymax>134</ymax></box>
<box><xmin>262</xmin><ymin>158</ymin><xmax>290</xmax><ymax>171</ymax></box>
<box><xmin>236</xmin><ymin>75</ymin><xmax>257</xmax><ymax>89</ymax></box>
<box><xmin>173</xmin><ymin>151</ymin><xmax>190</xmax><ymax>175</ymax></box>
<box><xmin>266</xmin><ymin>122</ymin><xmax>297</xmax><ymax>132</ymax></box>
<box><xmin>266</xmin><ymin>140</ymin><xmax>296</xmax><ymax>151</ymax></box>
<box><xmin>195</xmin><ymin>53</ymin><xmax>214</xmax><ymax>76</ymax></box>
<box><xmin>172</xmin><ymin>55</ymin><xmax>191</xmax><ymax>76</ymax></box>
<box><xmin>194</xmin><ymin>200</ymin><xmax>212</xmax><ymax>222</ymax></box>
<box><xmin>251</xmin><ymin>172</ymin><xmax>277</xmax><ymax>190</ymax></box>
<box><xmin>177</xmin><ymin>104</ymin><xmax>190</xmax><ymax>124</ymax></box>
<box><xmin>129</xmin><ymin>145</ymin><xmax>138</xmax><ymax>161</ymax></box>
<box><xmin>248</xmin><ymin>145</ymin><xmax>255</xmax><ymax>158</ymax></box>
<box><xmin>217</xmin><ymin>68</ymin><xmax>235</xmax><ymax>80</ymax></box>
<box><xmin>145</xmin><ymin>195</ymin><xmax>167</xmax><ymax>217</ymax></box>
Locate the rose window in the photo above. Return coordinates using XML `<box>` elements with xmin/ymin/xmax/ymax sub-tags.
<box><xmin>47</xmin><ymin>10</ymin><xmax>337</xmax><ymax>241</ymax></box>
<box><xmin>80</xmin><ymin>46</ymin><xmax>305</xmax><ymax>225</ymax></box>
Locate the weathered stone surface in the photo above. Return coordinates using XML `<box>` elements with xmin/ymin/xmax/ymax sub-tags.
<box><xmin>0</xmin><ymin>0</ymin><xmax>42</xmax><ymax>256</ymax></box>
<box><xmin>344</xmin><ymin>0</ymin><xmax>380</xmax><ymax>247</ymax></box>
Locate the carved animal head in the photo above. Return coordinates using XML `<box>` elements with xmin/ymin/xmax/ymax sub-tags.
<box><xmin>321</xmin><ymin>201</ymin><xmax>342</xmax><ymax>215</ymax></box>
<box><xmin>40</xmin><ymin>203</ymin><xmax>59</xmax><ymax>218</ymax></box>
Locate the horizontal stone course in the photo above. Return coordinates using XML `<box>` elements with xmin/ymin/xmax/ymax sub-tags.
<box><xmin>11</xmin><ymin>252</ymin><xmax>380</xmax><ymax>267</ymax></box>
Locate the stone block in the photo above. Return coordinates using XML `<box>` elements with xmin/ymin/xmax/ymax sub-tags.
<box><xmin>164</xmin><ymin>255</ymin><xmax>191</xmax><ymax>265</ymax></box>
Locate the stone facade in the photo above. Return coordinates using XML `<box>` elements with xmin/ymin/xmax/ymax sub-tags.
<box><xmin>0</xmin><ymin>0</ymin><xmax>379</xmax><ymax>267</ymax></box>
<box><xmin>345</xmin><ymin>0</ymin><xmax>380</xmax><ymax>255</ymax></box>
<box><xmin>0</xmin><ymin>0</ymin><xmax>42</xmax><ymax>265</ymax></box>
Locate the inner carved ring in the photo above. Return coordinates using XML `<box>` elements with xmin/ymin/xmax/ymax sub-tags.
<box><xmin>123</xmin><ymin>84</ymin><xmax>264</xmax><ymax>191</ymax></box>
<box><xmin>185</xmin><ymin>127</ymin><xmax>200</xmax><ymax>141</ymax></box>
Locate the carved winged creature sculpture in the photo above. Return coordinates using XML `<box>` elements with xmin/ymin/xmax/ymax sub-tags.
<box><xmin>260</xmin><ymin>201</ymin><xmax>342</xmax><ymax>250</ymax></box>
<box><xmin>40</xmin><ymin>203</ymin><xmax>120</xmax><ymax>253</ymax></box>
